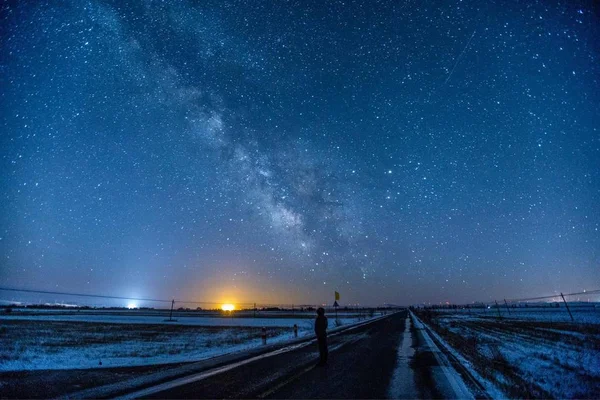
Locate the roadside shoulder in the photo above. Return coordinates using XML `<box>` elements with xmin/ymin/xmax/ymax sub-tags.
<box><xmin>410</xmin><ymin>310</ymin><xmax>503</xmax><ymax>399</ymax></box>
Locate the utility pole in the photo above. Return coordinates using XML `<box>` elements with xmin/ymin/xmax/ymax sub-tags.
<box><xmin>503</xmin><ymin>299</ymin><xmax>511</xmax><ymax>315</ymax></box>
<box><xmin>494</xmin><ymin>300</ymin><xmax>502</xmax><ymax>319</ymax></box>
<box><xmin>169</xmin><ymin>299</ymin><xmax>175</xmax><ymax>321</ymax></box>
<box><xmin>560</xmin><ymin>293</ymin><xmax>574</xmax><ymax>322</ymax></box>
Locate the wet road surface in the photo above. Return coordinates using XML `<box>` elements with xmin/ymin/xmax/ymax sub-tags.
<box><xmin>132</xmin><ymin>311</ymin><xmax>471</xmax><ymax>399</ymax></box>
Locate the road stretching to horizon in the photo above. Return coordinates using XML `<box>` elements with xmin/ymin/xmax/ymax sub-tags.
<box><xmin>127</xmin><ymin>311</ymin><xmax>471</xmax><ymax>399</ymax></box>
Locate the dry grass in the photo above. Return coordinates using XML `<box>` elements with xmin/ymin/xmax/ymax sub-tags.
<box><xmin>416</xmin><ymin>310</ymin><xmax>599</xmax><ymax>399</ymax></box>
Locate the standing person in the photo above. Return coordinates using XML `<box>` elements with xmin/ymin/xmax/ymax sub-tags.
<box><xmin>314</xmin><ymin>307</ymin><xmax>328</xmax><ymax>366</ymax></box>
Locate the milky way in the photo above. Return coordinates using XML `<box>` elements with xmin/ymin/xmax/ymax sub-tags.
<box><xmin>1</xmin><ymin>0</ymin><xmax>599</xmax><ymax>306</ymax></box>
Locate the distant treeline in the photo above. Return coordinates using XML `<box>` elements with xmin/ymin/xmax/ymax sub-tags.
<box><xmin>1</xmin><ymin>304</ymin><xmax>156</xmax><ymax>311</ymax></box>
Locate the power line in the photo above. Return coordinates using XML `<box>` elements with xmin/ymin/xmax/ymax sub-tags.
<box><xmin>0</xmin><ymin>287</ymin><xmax>268</xmax><ymax>306</ymax></box>
<box><xmin>0</xmin><ymin>286</ymin><xmax>237</xmax><ymax>305</ymax></box>
<box><xmin>0</xmin><ymin>287</ymin><xmax>173</xmax><ymax>303</ymax></box>
<box><xmin>0</xmin><ymin>286</ymin><xmax>309</xmax><ymax>307</ymax></box>
<box><xmin>4</xmin><ymin>286</ymin><xmax>596</xmax><ymax>309</ymax></box>
<box><xmin>505</xmin><ymin>289</ymin><xmax>600</xmax><ymax>303</ymax></box>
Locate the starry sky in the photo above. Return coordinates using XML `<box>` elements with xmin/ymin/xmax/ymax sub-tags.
<box><xmin>1</xmin><ymin>0</ymin><xmax>599</xmax><ymax>307</ymax></box>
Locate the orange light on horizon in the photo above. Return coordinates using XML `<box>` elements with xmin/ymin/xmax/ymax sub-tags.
<box><xmin>221</xmin><ymin>304</ymin><xmax>235</xmax><ymax>311</ymax></box>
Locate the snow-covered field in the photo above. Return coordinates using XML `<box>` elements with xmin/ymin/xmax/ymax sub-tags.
<box><xmin>415</xmin><ymin>307</ymin><xmax>600</xmax><ymax>399</ymax></box>
<box><xmin>0</xmin><ymin>310</ymin><xmax>369</xmax><ymax>371</ymax></box>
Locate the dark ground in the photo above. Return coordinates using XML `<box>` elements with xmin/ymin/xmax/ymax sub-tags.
<box><xmin>0</xmin><ymin>315</ymin><xmax>401</xmax><ymax>399</ymax></box>
<box><xmin>2</xmin><ymin>311</ymin><xmax>467</xmax><ymax>399</ymax></box>
<box><xmin>0</xmin><ymin>363</ymin><xmax>187</xmax><ymax>399</ymax></box>
<box><xmin>141</xmin><ymin>311</ymin><xmax>409</xmax><ymax>399</ymax></box>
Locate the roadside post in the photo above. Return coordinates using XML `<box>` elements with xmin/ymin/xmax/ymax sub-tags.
<box><xmin>503</xmin><ymin>299</ymin><xmax>511</xmax><ymax>315</ymax></box>
<box><xmin>293</xmin><ymin>323</ymin><xmax>298</xmax><ymax>338</ymax></box>
<box><xmin>494</xmin><ymin>300</ymin><xmax>502</xmax><ymax>319</ymax></box>
<box><xmin>261</xmin><ymin>327</ymin><xmax>267</xmax><ymax>345</ymax></box>
<box><xmin>333</xmin><ymin>301</ymin><xmax>339</xmax><ymax>322</ymax></box>
<box><xmin>334</xmin><ymin>291</ymin><xmax>340</xmax><ymax>323</ymax></box>
<box><xmin>560</xmin><ymin>292</ymin><xmax>574</xmax><ymax>322</ymax></box>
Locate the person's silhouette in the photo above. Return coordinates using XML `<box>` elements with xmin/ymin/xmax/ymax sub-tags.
<box><xmin>314</xmin><ymin>307</ymin><xmax>328</xmax><ymax>366</ymax></box>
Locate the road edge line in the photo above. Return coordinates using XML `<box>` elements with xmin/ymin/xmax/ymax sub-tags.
<box><xmin>410</xmin><ymin>310</ymin><xmax>496</xmax><ymax>399</ymax></box>
<box><xmin>410</xmin><ymin>310</ymin><xmax>477</xmax><ymax>399</ymax></box>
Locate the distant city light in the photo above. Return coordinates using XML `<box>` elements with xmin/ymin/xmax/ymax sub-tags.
<box><xmin>221</xmin><ymin>304</ymin><xmax>235</xmax><ymax>311</ymax></box>
<box><xmin>127</xmin><ymin>303</ymin><xmax>137</xmax><ymax>309</ymax></box>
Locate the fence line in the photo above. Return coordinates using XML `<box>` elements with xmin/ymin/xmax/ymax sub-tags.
<box><xmin>416</xmin><ymin>288</ymin><xmax>600</xmax><ymax>324</ymax></box>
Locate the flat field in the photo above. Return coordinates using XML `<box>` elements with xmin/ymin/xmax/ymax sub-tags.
<box><xmin>0</xmin><ymin>309</ymin><xmax>366</xmax><ymax>371</ymax></box>
<box><xmin>416</xmin><ymin>306</ymin><xmax>600</xmax><ymax>399</ymax></box>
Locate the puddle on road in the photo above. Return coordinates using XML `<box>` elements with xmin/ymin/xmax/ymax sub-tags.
<box><xmin>387</xmin><ymin>314</ymin><xmax>445</xmax><ymax>399</ymax></box>
<box><xmin>387</xmin><ymin>314</ymin><xmax>418</xmax><ymax>399</ymax></box>
<box><xmin>410</xmin><ymin>349</ymin><xmax>444</xmax><ymax>399</ymax></box>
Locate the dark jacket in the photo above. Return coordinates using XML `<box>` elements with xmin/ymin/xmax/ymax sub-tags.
<box><xmin>315</xmin><ymin>315</ymin><xmax>328</xmax><ymax>337</ymax></box>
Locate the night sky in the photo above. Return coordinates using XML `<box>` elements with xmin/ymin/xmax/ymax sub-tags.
<box><xmin>1</xmin><ymin>0</ymin><xmax>599</xmax><ymax>307</ymax></box>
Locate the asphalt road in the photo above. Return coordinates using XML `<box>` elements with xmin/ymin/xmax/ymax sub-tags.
<box><xmin>134</xmin><ymin>311</ymin><xmax>469</xmax><ymax>399</ymax></box>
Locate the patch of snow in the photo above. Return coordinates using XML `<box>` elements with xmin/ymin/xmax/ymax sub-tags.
<box><xmin>0</xmin><ymin>311</ymin><xmax>383</xmax><ymax>371</ymax></box>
